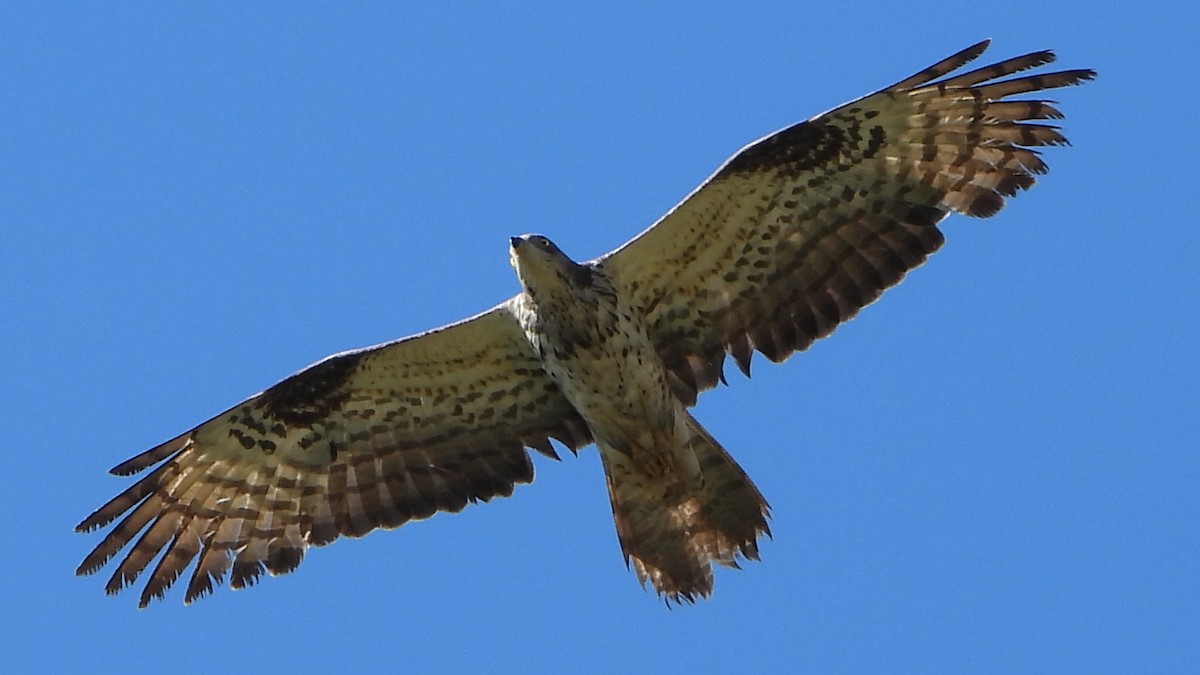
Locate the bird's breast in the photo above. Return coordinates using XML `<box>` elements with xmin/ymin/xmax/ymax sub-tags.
<box><xmin>519</xmin><ymin>287</ymin><xmax>677</xmax><ymax>437</ymax></box>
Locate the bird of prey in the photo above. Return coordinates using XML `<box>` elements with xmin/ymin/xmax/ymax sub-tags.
<box><xmin>76</xmin><ymin>40</ymin><xmax>1094</xmax><ymax>607</ymax></box>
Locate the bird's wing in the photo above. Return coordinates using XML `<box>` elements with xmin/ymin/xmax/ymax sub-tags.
<box><xmin>76</xmin><ymin>299</ymin><xmax>591</xmax><ymax>607</ymax></box>
<box><xmin>598</xmin><ymin>40</ymin><xmax>1094</xmax><ymax>403</ymax></box>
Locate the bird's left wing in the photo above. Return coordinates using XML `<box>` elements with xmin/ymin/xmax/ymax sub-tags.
<box><xmin>76</xmin><ymin>299</ymin><xmax>591</xmax><ymax>607</ymax></box>
<box><xmin>597</xmin><ymin>41</ymin><xmax>1094</xmax><ymax>404</ymax></box>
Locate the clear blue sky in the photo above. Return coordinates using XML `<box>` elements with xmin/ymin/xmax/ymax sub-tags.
<box><xmin>2</xmin><ymin>3</ymin><xmax>1195</xmax><ymax>673</ymax></box>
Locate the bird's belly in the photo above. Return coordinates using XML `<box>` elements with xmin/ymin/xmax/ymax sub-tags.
<box><xmin>518</xmin><ymin>286</ymin><xmax>680</xmax><ymax>450</ymax></box>
<box><xmin>544</xmin><ymin>340</ymin><xmax>679</xmax><ymax>451</ymax></box>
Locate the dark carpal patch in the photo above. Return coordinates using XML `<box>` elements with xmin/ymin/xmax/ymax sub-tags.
<box><xmin>721</xmin><ymin>121</ymin><xmax>845</xmax><ymax>177</ymax></box>
<box><xmin>260</xmin><ymin>351</ymin><xmax>366</xmax><ymax>426</ymax></box>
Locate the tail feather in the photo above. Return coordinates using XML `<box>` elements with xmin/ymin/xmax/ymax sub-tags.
<box><xmin>599</xmin><ymin>413</ymin><xmax>770</xmax><ymax>603</ymax></box>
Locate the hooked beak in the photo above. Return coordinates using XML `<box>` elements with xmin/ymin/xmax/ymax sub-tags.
<box><xmin>509</xmin><ymin>236</ymin><xmax>523</xmax><ymax>249</ymax></box>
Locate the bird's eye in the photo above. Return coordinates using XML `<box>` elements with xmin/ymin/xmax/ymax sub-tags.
<box><xmin>537</xmin><ymin>238</ymin><xmax>551</xmax><ymax>250</ymax></box>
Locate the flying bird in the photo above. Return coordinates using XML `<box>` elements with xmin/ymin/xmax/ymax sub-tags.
<box><xmin>77</xmin><ymin>40</ymin><xmax>1094</xmax><ymax>607</ymax></box>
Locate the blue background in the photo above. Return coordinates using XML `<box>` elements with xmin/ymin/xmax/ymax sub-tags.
<box><xmin>3</xmin><ymin>3</ymin><xmax>1195</xmax><ymax>672</ymax></box>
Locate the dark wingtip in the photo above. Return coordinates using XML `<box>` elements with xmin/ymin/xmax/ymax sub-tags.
<box><xmin>109</xmin><ymin>433</ymin><xmax>192</xmax><ymax>476</ymax></box>
<box><xmin>1027</xmin><ymin>49</ymin><xmax>1057</xmax><ymax>67</ymax></box>
<box><xmin>110</xmin><ymin>461</ymin><xmax>139</xmax><ymax>476</ymax></box>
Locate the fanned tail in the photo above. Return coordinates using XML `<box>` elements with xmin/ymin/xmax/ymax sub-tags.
<box><xmin>599</xmin><ymin>412</ymin><xmax>770</xmax><ymax>603</ymax></box>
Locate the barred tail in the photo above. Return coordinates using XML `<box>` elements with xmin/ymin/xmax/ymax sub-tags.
<box><xmin>599</xmin><ymin>412</ymin><xmax>770</xmax><ymax>603</ymax></box>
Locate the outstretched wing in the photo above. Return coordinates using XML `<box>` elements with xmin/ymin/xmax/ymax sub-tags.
<box><xmin>76</xmin><ymin>300</ymin><xmax>591</xmax><ymax>607</ymax></box>
<box><xmin>598</xmin><ymin>41</ymin><xmax>1095</xmax><ymax>404</ymax></box>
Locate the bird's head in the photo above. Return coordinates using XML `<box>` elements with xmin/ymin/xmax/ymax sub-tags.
<box><xmin>509</xmin><ymin>234</ymin><xmax>593</xmax><ymax>294</ymax></box>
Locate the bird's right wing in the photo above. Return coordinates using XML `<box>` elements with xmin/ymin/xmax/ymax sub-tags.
<box><xmin>77</xmin><ymin>298</ymin><xmax>592</xmax><ymax>607</ymax></box>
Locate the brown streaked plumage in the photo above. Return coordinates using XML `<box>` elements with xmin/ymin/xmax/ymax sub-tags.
<box><xmin>77</xmin><ymin>40</ymin><xmax>1093</xmax><ymax>607</ymax></box>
